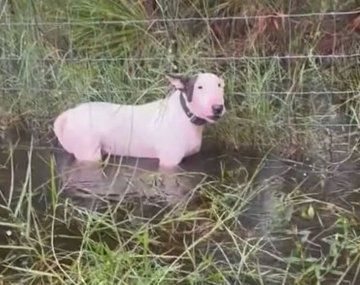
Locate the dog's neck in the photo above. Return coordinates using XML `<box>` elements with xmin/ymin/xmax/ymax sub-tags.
<box><xmin>179</xmin><ymin>92</ymin><xmax>207</xmax><ymax>126</ymax></box>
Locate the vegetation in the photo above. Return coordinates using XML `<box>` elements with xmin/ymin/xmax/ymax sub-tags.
<box><xmin>0</xmin><ymin>0</ymin><xmax>359</xmax><ymax>284</ymax></box>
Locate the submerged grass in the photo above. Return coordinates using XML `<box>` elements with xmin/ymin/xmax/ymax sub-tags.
<box><xmin>0</xmin><ymin>0</ymin><xmax>360</xmax><ymax>284</ymax></box>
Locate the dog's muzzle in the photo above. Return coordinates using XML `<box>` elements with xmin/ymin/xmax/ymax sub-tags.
<box><xmin>207</xmin><ymin>115</ymin><xmax>221</xmax><ymax>121</ymax></box>
<box><xmin>212</xmin><ymin>104</ymin><xmax>224</xmax><ymax>116</ymax></box>
<box><xmin>207</xmin><ymin>104</ymin><xmax>225</xmax><ymax>121</ymax></box>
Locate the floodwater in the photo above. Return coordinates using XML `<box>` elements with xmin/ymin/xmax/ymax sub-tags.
<box><xmin>0</xmin><ymin>134</ymin><xmax>259</xmax><ymax>210</ymax></box>
<box><xmin>0</xmin><ymin>121</ymin><xmax>360</xmax><ymax>283</ymax></box>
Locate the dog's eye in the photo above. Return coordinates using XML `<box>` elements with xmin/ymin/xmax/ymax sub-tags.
<box><xmin>198</xmin><ymin>86</ymin><xmax>203</xmax><ymax>89</ymax></box>
<box><xmin>218</xmin><ymin>83</ymin><xmax>221</xmax><ymax>87</ymax></box>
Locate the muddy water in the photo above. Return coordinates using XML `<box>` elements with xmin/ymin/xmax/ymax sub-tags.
<box><xmin>1</xmin><ymin>123</ymin><xmax>267</xmax><ymax>206</ymax></box>
<box><xmin>0</xmin><ymin>124</ymin><xmax>360</xmax><ymax>283</ymax></box>
<box><xmin>55</xmin><ymin>144</ymin><xmax>257</xmax><ymax>205</ymax></box>
<box><xmin>0</xmin><ymin>132</ymin><xmax>264</xmax><ymax>276</ymax></box>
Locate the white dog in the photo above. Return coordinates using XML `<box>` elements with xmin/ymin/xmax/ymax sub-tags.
<box><xmin>54</xmin><ymin>73</ymin><xmax>226</xmax><ymax>168</ymax></box>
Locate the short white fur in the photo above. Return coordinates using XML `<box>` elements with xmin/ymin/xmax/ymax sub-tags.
<box><xmin>53</xmin><ymin>72</ymin><xmax>225</xmax><ymax>168</ymax></box>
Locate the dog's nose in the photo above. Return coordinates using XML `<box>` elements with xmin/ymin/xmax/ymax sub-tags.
<box><xmin>212</xmin><ymin>105</ymin><xmax>224</xmax><ymax>116</ymax></box>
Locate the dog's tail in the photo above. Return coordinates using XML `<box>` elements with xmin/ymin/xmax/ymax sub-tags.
<box><xmin>53</xmin><ymin>111</ymin><xmax>68</xmax><ymax>147</ymax></box>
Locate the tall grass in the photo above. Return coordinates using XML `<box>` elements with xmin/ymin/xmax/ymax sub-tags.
<box><xmin>1</xmin><ymin>0</ymin><xmax>359</xmax><ymax>148</ymax></box>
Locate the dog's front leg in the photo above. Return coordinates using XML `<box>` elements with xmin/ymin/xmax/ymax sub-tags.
<box><xmin>156</xmin><ymin>155</ymin><xmax>187</xmax><ymax>203</ymax></box>
<box><xmin>158</xmin><ymin>148</ymin><xmax>185</xmax><ymax>173</ymax></box>
<box><xmin>158</xmin><ymin>163</ymin><xmax>184</xmax><ymax>175</ymax></box>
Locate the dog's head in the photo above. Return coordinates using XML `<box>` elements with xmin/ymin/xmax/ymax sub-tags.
<box><xmin>166</xmin><ymin>72</ymin><xmax>226</xmax><ymax>123</ymax></box>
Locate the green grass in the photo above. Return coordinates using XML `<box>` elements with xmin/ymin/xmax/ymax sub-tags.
<box><xmin>1</xmin><ymin>0</ymin><xmax>358</xmax><ymax>143</ymax></box>
<box><xmin>1</xmin><ymin>0</ymin><xmax>360</xmax><ymax>284</ymax></box>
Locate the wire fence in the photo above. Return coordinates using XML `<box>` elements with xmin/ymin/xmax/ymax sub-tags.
<box><xmin>0</xmin><ymin>10</ymin><xmax>359</xmax><ymax>26</ymax></box>
<box><xmin>1</xmin><ymin>6</ymin><xmax>359</xmax><ymax>120</ymax></box>
<box><xmin>1</xmin><ymin>53</ymin><xmax>360</xmax><ymax>62</ymax></box>
<box><xmin>0</xmin><ymin>87</ymin><xmax>358</xmax><ymax>97</ymax></box>
<box><xmin>1</xmin><ymin>8</ymin><xmax>359</xmax><ymax>60</ymax></box>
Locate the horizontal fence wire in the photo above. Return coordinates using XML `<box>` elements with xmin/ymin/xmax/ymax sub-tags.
<box><xmin>0</xmin><ymin>87</ymin><xmax>359</xmax><ymax>96</ymax></box>
<box><xmin>0</xmin><ymin>10</ymin><xmax>359</xmax><ymax>26</ymax></box>
<box><xmin>0</xmin><ymin>54</ymin><xmax>359</xmax><ymax>62</ymax></box>
<box><xmin>1</xmin><ymin>10</ymin><xmax>359</xmax><ymax>63</ymax></box>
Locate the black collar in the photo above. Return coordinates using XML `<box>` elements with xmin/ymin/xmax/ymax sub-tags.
<box><xmin>179</xmin><ymin>92</ymin><xmax>207</xmax><ymax>126</ymax></box>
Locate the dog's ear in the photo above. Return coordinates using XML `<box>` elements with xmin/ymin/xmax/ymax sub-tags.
<box><xmin>166</xmin><ymin>74</ymin><xmax>188</xmax><ymax>91</ymax></box>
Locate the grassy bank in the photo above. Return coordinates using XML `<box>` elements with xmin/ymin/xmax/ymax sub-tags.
<box><xmin>0</xmin><ymin>0</ymin><xmax>360</xmax><ymax>284</ymax></box>
<box><xmin>0</xmin><ymin>0</ymin><xmax>358</xmax><ymax>150</ymax></box>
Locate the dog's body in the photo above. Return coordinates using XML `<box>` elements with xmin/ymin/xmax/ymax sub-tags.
<box><xmin>54</xmin><ymin>73</ymin><xmax>225</xmax><ymax>168</ymax></box>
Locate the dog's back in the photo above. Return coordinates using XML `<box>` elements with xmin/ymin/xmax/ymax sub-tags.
<box><xmin>53</xmin><ymin>101</ymin><xmax>165</xmax><ymax>160</ymax></box>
